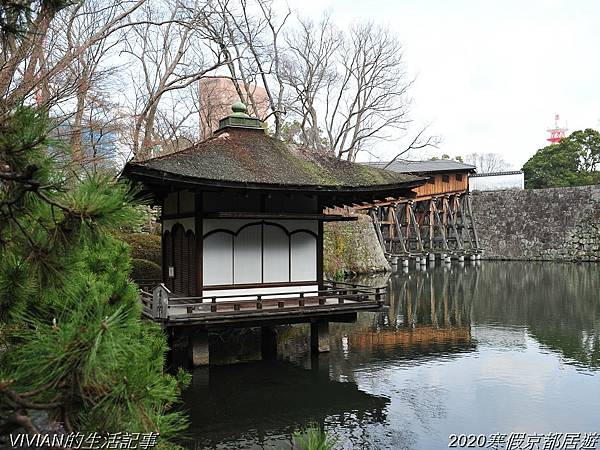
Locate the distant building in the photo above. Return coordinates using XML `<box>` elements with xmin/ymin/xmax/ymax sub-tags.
<box><xmin>469</xmin><ymin>171</ymin><xmax>524</xmax><ymax>191</ymax></box>
<box><xmin>80</xmin><ymin>127</ymin><xmax>118</xmax><ymax>168</ymax></box>
<box><xmin>199</xmin><ymin>77</ymin><xmax>270</xmax><ymax>138</ymax></box>
<box><xmin>53</xmin><ymin>122</ymin><xmax>118</xmax><ymax>169</ymax></box>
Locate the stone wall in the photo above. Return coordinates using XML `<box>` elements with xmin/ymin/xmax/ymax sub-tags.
<box><xmin>471</xmin><ymin>185</ymin><xmax>600</xmax><ymax>261</ymax></box>
<box><xmin>323</xmin><ymin>215</ymin><xmax>391</xmax><ymax>277</ymax></box>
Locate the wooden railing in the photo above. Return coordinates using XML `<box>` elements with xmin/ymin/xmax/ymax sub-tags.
<box><xmin>139</xmin><ymin>281</ymin><xmax>385</xmax><ymax>322</ymax></box>
<box><xmin>136</xmin><ymin>278</ymin><xmax>161</xmax><ymax>293</ymax></box>
<box><xmin>140</xmin><ymin>290</ymin><xmax>154</xmax><ymax>318</ymax></box>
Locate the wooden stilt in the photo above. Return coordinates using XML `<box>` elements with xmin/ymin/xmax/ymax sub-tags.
<box><xmin>310</xmin><ymin>321</ymin><xmax>330</xmax><ymax>353</ymax></box>
<box><xmin>369</xmin><ymin>208</ymin><xmax>386</xmax><ymax>255</ymax></box>
<box><xmin>392</xmin><ymin>204</ymin><xmax>408</xmax><ymax>255</ymax></box>
<box><xmin>189</xmin><ymin>330</ymin><xmax>209</xmax><ymax>367</ymax></box>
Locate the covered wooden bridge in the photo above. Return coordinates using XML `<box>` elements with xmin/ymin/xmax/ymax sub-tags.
<box><xmin>360</xmin><ymin>160</ymin><xmax>481</xmax><ymax>263</ymax></box>
<box><xmin>122</xmin><ymin>102</ymin><xmax>426</xmax><ymax>365</ymax></box>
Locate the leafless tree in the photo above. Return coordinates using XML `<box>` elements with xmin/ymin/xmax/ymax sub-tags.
<box><xmin>153</xmin><ymin>91</ymin><xmax>198</xmax><ymax>153</ymax></box>
<box><xmin>201</xmin><ymin>0</ymin><xmax>264</xmax><ymax>119</ymax></box>
<box><xmin>323</xmin><ymin>23</ymin><xmax>413</xmax><ymax>161</ymax></box>
<box><xmin>383</xmin><ymin>124</ymin><xmax>441</xmax><ymax>168</ymax></box>
<box><xmin>121</xmin><ymin>0</ymin><xmax>227</xmax><ymax>159</ymax></box>
<box><xmin>204</xmin><ymin>0</ymin><xmax>290</xmax><ymax>137</ymax></box>
<box><xmin>281</xmin><ymin>13</ymin><xmax>340</xmax><ymax>149</ymax></box>
<box><xmin>0</xmin><ymin>0</ymin><xmax>149</xmax><ymax>111</ymax></box>
<box><xmin>463</xmin><ymin>152</ymin><xmax>512</xmax><ymax>173</ymax></box>
<box><xmin>45</xmin><ymin>0</ymin><xmax>129</xmax><ymax>164</ymax></box>
<box><xmin>2</xmin><ymin>0</ymin><xmax>438</xmax><ymax>167</ymax></box>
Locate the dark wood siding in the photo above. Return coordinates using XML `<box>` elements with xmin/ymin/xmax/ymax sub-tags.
<box><xmin>164</xmin><ymin>224</ymin><xmax>196</xmax><ymax>296</ymax></box>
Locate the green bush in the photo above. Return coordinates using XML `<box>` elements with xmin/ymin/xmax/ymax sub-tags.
<box><xmin>131</xmin><ymin>258</ymin><xmax>162</xmax><ymax>282</ymax></box>
<box><xmin>116</xmin><ymin>232</ymin><xmax>162</xmax><ymax>264</ymax></box>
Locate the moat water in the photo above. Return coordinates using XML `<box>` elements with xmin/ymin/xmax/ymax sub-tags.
<box><xmin>181</xmin><ymin>262</ymin><xmax>600</xmax><ymax>449</ymax></box>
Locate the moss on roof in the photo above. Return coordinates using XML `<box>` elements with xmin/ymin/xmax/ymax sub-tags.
<box><xmin>126</xmin><ymin>128</ymin><xmax>421</xmax><ymax>188</ymax></box>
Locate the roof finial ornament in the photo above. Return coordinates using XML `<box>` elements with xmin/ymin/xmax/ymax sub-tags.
<box><xmin>231</xmin><ymin>101</ymin><xmax>249</xmax><ymax>117</ymax></box>
<box><xmin>217</xmin><ymin>100</ymin><xmax>262</xmax><ymax>131</ymax></box>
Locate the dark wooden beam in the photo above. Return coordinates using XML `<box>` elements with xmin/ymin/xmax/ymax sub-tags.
<box><xmin>200</xmin><ymin>211</ymin><xmax>357</xmax><ymax>221</ymax></box>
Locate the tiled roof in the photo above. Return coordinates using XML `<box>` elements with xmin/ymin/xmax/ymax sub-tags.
<box><xmin>366</xmin><ymin>159</ymin><xmax>476</xmax><ymax>174</ymax></box>
<box><xmin>470</xmin><ymin>170</ymin><xmax>523</xmax><ymax>177</ymax></box>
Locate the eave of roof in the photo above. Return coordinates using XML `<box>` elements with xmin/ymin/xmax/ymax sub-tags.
<box><xmin>366</xmin><ymin>160</ymin><xmax>476</xmax><ymax>174</ymax></box>
<box><xmin>123</xmin><ymin>162</ymin><xmax>426</xmax><ymax>194</ymax></box>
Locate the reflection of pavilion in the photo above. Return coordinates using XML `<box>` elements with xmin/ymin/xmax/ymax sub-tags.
<box><xmin>182</xmin><ymin>359</ymin><xmax>389</xmax><ymax>447</ymax></box>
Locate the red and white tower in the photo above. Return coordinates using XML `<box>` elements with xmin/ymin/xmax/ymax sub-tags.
<box><xmin>547</xmin><ymin>114</ymin><xmax>567</xmax><ymax>144</ymax></box>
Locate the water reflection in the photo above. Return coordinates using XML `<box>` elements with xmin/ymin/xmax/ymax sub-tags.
<box><xmin>183</xmin><ymin>262</ymin><xmax>600</xmax><ymax>449</ymax></box>
<box><xmin>181</xmin><ymin>358</ymin><xmax>389</xmax><ymax>449</ymax></box>
<box><xmin>352</xmin><ymin>262</ymin><xmax>600</xmax><ymax>371</ymax></box>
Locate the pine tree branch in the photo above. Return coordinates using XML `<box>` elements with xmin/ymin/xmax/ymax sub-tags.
<box><xmin>1</xmin><ymin>385</ymin><xmax>63</xmax><ymax>410</ymax></box>
<box><xmin>5</xmin><ymin>410</ymin><xmax>40</xmax><ymax>435</ymax></box>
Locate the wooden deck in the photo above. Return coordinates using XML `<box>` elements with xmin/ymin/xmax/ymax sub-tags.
<box><xmin>140</xmin><ymin>280</ymin><xmax>385</xmax><ymax>328</ymax></box>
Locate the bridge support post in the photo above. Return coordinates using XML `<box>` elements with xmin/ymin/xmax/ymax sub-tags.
<box><xmin>311</xmin><ymin>320</ymin><xmax>330</xmax><ymax>353</ymax></box>
<box><xmin>168</xmin><ymin>329</ymin><xmax>190</xmax><ymax>368</ymax></box>
<box><xmin>189</xmin><ymin>330</ymin><xmax>209</xmax><ymax>367</ymax></box>
<box><xmin>261</xmin><ymin>326</ymin><xmax>278</xmax><ymax>360</ymax></box>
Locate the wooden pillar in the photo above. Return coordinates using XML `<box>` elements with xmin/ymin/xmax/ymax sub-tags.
<box><xmin>317</xmin><ymin>220</ymin><xmax>324</xmax><ymax>289</ymax></box>
<box><xmin>404</xmin><ymin>203</ymin><xmax>411</xmax><ymax>248</ymax></box>
<box><xmin>189</xmin><ymin>330</ymin><xmax>209</xmax><ymax>367</ymax></box>
<box><xmin>392</xmin><ymin>203</ymin><xmax>407</xmax><ymax>255</ymax></box>
<box><xmin>194</xmin><ymin>192</ymin><xmax>203</xmax><ymax>296</ymax></box>
<box><xmin>369</xmin><ymin>208</ymin><xmax>386</xmax><ymax>254</ymax></box>
<box><xmin>310</xmin><ymin>320</ymin><xmax>330</xmax><ymax>353</ymax></box>
<box><xmin>428</xmin><ymin>199</ymin><xmax>434</xmax><ymax>252</ymax></box>
<box><xmin>387</xmin><ymin>206</ymin><xmax>395</xmax><ymax>240</ymax></box>
<box><xmin>168</xmin><ymin>328</ymin><xmax>189</xmax><ymax>369</ymax></box>
<box><xmin>408</xmin><ymin>201</ymin><xmax>423</xmax><ymax>253</ymax></box>
<box><xmin>261</xmin><ymin>326</ymin><xmax>278</xmax><ymax>360</ymax></box>
<box><xmin>442</xmin><ymin>196</ymin><xmax>448</xmax><ymax>228</ymax></box>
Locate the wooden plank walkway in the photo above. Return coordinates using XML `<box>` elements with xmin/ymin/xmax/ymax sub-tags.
<box><xmin>140</xmin><ymin>281</ymin><xmax>385</xmax><ymax>327</ymax></box>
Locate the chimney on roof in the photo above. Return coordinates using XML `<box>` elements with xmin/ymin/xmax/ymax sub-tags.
<box><xmin>217</xmin><ymin>101</ymin><xmax>264</xmax><ymax>132</ymax></box>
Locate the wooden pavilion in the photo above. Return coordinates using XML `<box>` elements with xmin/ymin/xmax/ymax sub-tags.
<box><xmin>122</xmin><ymin>102</ymin><xmax>425</xmax><ymax>365</ymax></box>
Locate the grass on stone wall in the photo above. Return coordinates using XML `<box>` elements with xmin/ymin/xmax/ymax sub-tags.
<box><xmin>323</xmin><ymin>219</ymin><xmax>387</xmax><ymax>278</ymax></box>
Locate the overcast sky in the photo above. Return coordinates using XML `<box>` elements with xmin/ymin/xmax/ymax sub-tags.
<box><xmin>294</xmin><ymin>0</ymin><xmax>600</xmax><ymax>168</ymax></box>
